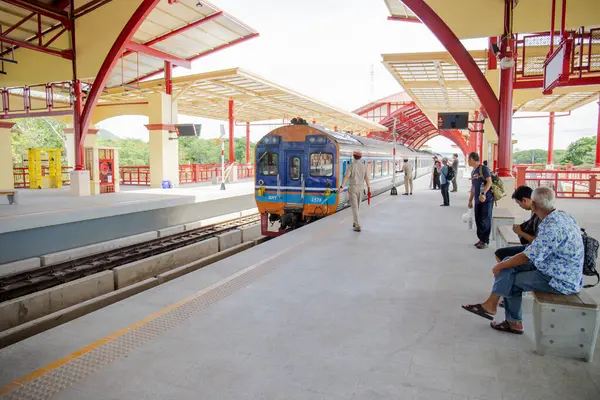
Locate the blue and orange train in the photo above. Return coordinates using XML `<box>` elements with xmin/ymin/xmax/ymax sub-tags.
<box><xmin>254</xmin><ymin>120</ymin><xmax>434</xmax><ymax>236</ymax></box>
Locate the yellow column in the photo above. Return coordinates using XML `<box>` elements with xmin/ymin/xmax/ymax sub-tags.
<box><xmin>146</xmin><ymin>92</ymin><xmax>179</xmax><ymax>188</ymax></box>
<box><xmin>0</xmin><ymin>122</ymin><xmax>15</xmax><ymax>190</ymax></box>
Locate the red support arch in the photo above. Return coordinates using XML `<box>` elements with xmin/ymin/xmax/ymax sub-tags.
<box><xmin>400</xmin><ymin>0</ymin><xmax>501</xmax><ymax>135</ymax></box>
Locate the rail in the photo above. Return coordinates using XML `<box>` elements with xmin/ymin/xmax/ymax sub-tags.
<box><xmin>13</xmin><ymin>166</ymin><xmax>72</xmax><ymax>188</ymax></box>
<box><xmin>517</xmin><ymin>169</ymin><xmax>600</xmax><ymax>199</ymax></box>
<box><xmin>120</xmin><ymin>166</ymin><xmax>150</xmax><ymax>186</ymax></box>
<box><xmin>0</xmin><ymin>213</ymin><xmax>261</xmax><ymax>302</ymax></box>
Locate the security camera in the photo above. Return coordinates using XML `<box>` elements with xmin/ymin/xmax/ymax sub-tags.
<box><xmin>499</xmin><ymin>57</ymin><xmax>515</xmax><ymax>70</ymax></box>
<box><xmin>196</xmin><ymin>1</ymin><xmax>202</xmax><ymax>6</ymax></box>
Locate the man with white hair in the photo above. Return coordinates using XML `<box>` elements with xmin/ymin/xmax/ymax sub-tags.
<box><xmin>461</xmin><ymin>187</ymin><xmax>584</xmax><ymax>334</ymax></box>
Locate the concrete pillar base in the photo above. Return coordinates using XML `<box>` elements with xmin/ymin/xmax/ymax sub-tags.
<box><xmin>0</xmin><ymin>124</ymin><xmax>15</xmax><ymax>190</ymax></box>
<box><xmin>497</xmin><ymin>176</ymin><xmax>518</xmax><ymax>214</ymax></box>
<box><xmin>70</xmin><ymin>170</ymin><xmax>91</xmax><ymax>196</ymax></box>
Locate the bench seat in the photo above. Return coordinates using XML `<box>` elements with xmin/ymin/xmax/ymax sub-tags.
<box><xmin>496</xmin><ymin>224</ymin><xmax>521</xmax><ymax>249</ymax></box>
<box><xmin>491</xmin><ymin>208</ymin><xmax>514</xmax><ymax>240</ymax></box>
<box><xmin>532</xmin><ymin>290</ymin><xmax>600</xmax><ymax>362</ymax></box>
<box><xmin>0</xmin><ymin>191</ymin><xmax>17</xmax><ymax>205</ymax></box>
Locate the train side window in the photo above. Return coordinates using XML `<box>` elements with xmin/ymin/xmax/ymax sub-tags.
<box><xmin>258</xmin><ymin>151</ymin><xmax>278</xmax><ymax>176</ymax></box>
<box><xmin>375</xmin><ymin>160</ymin><xmax>382</xmax><ymax>177</ymax></box>
<box><xmin>310</xmin><ymin>153</ymin><xmax>333</xmax><ymax>177</ymax></box>
<box><xmin>367</xmin><ymin>161</ymin><xmax>373</xmax><ymax>178</ymax></box>
<box><xmin>342</xmin><ymin>160</ymin><xmax>348</xmax><ymax>177</ymax></box>
<box><xmin>289</xmin><ymin>156</ymin><xmax>300</xmax><ymax>180</ymax></box>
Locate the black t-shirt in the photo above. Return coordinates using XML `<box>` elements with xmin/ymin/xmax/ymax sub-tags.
<box><xmin>471</xmin><ymin>164</ymin><xmax>493</xmax><ymax>204</ymax></box>
<box><xmin>519</xmin><ymin>212</ymin><xmax>542</xmax><ymax>245</ymax></box>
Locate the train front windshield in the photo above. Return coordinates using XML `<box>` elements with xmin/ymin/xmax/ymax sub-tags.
<box><xmin>257</xmin><ymin>151</ymin><xmax>279</xmax><ymax>176</ymax></box>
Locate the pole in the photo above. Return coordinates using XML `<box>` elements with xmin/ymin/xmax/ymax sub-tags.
<box><xmin>220</xmin><ymin>136</ymin><xmax>225</xmax><ymax>190</ymax></box>
<box><xmin>497</xmin><ymin>0</ymin><xmax>515</xmax><ymax>177</ymax></box>
<box><xmin>245</xmin><ymin>121</ymin><xmax>251</xmax><ymax>164</ymax></box>
<box><xmin>228</xmin><ymin>99</ymin><xmax>234</xmax><ymax>164</ymax></box>
<box><xmin>391</xmin><ymin>118</ymin><xmax>398</xmax><ymax>195</ymax></box>
<box><xmin>548</xmin><ymin>111</ymin><xmax>555</xmax><ymax>165</ymax></box>
<box><xmin>595</xmin><ymin>95</ymin><xmax>600</xmax><ymax>168</ymax></box>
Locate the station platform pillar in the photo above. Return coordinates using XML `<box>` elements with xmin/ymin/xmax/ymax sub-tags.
<box><xmin>65</xmin><ymin>127</ymin><xmax>98</xmax><ymax>169</ymax></box>
<box><xmin>0</xmin><ymin>122</ymin><xmax>15</xmax><ymax>190</ymax></box>
<box><xmin>146</xmin><ymin>92</ymin><xmax>179</xmax><ymax>188</ymax></box>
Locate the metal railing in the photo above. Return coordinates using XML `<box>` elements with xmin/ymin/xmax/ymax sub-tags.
<box><xmin>120</xmin><ymin>166</ymin><xmax>150</xmax><ymax>186</ymax></box>
<box><xmin>13</xmin><ymin>166</ymin><xmax>72</xmax><ymax>188</ymax></box>
<box><xmin>515</xmin><ymin>167</ymin><xmax>600</xmax><ymax>199</ymax></box>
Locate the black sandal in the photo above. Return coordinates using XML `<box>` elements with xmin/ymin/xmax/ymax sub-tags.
<box><xmin>461</xmin><ymin>304</ymin><xmax>494</xmax><ymax>321</ymax></box>
<box><xmin>490</xmin><ymin>320</ymin><xmax>524</xmax><ymax>335</ymax></box>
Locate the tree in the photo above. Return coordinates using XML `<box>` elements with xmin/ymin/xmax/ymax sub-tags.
<box><xmin>11</xmin><ymin>118</ymin><xmax>66</xmax><ymax>166</ymax></box>
<box><xmin>512</xmin><ymin>148</ymin><xmax>568</xmax><ymax>165</ymax></box>
<box><xmin>96</xmin><ymin>138</ymin><xmax>150</xmax><ymax>166</ymax></box>
<box><xmin>178</xmin><ymin>137</ymin><xmax>255</xmax><ymax>164</ymax></box>
<box><xmin>560</xmin><ymin>136</ymin><xmax>597</xmax><ymax>166</ymax></box>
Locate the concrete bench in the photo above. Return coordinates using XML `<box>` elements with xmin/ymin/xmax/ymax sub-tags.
<box><xmin>491</xmin><ymin>208</ymin><xmax>514</xmax><ymax>240</ymax></box>
<box><xmin>532</xmin><ymin>290</ymin><xmax>600</xmax><ymax>362</ymax></box>
<box><xmin>495</xmin><ymin>224</ymin><xmax>521</xmax><ymax>249</ymax></box>
<box><xmin>0</xmin><ymin>191</ymin><xmax>17</xmax><ymax>205</ymax></box>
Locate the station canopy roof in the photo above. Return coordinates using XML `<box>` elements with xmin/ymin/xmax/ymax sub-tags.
<box><xmin>382</xmin><ymin>51</ymin><xmax>600</xmax><ymax>114</ymax></box>
<box><xmin>99</xmin><ymin>68</ymin><xmax>386</xmax><ymax>133</ymax></box>
<box><xmin>383</xmin><ymin>0</ymin><xmax>600</xmax><ymax>40</ymax></box>
<box><xmin>0</xmin><ymin>0</ymin><xmax>258</xmax><ymax>87</ymax></box>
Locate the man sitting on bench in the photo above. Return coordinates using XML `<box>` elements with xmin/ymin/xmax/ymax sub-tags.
<box><xmin>461</xmin><ymin>187</ymin><xmax>584</xmax><ymax>334</ymax></box>
<box><xmin>494</xmin><ymin>185</ymin><xmax>541</xmax><ymax>262</ymax></box>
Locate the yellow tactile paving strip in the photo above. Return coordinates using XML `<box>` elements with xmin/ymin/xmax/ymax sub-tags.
<box><xmin>0</xmin><ymin>197</ymin><xmax>390</xmax><ymax>400</ymax></box>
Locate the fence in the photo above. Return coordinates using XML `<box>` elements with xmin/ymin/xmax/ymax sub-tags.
<box><xmin>13</xmin><ymin>166</ymin><xmax>72</xmax><ymax>188</ymax></box>
<box><xmin>515</xmin><ymin>166</ymin><xmax>599</xmax><ymax>199</ymax></box>
<box><xmin>14</xmin><ymin>163</ymin><xmax>255</xmax><ymax>188</ymax></box>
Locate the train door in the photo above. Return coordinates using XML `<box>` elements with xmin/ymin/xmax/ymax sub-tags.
<box><xmin>284</xmin><ymin>150</ymin><xmax>304</xmax><ymax>206</ymax></box>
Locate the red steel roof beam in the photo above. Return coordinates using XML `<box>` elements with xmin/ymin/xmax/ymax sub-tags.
<box><xmin>121</xmin><ymin>11</ymin><xmax>223</xmax><ymax>59</ymax></box>
<box><xmin>387</xmin><ymin>16</ymin><xmax>421</xmax><ymax>23</ymax></box>
<box><xmin>128</xmin><ymin>32</ymin><xmax>259</xmax><ymax>84</ymax></box>
<box><xmin>401</xmin><ymin>0</ymin><xmax>500</xmax><ymax>135</ymax></box>
<box><xmin>3</xmin><ymin>0</ymin><xmax>71</xmax><ymax>27</ymax></box>
<box><xmin>2</xmin><ymin>12</ymin><xmax>35</xmax><ymax>36</ymax></box>
<box><xmin>0</xmin><ymin>34</ymin><xmax>72</xmax><ymax>58</ymax></box>
<box><xmin>124</xmin><ymin>41</ymin><xmax>192</xmax><ymax>68</ymax></box>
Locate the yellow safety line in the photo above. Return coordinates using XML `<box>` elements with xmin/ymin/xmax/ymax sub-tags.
<box><xmin>0</xmin><ymin>193</ymin><xmax>392</xmax><ymax>395</ymax></box>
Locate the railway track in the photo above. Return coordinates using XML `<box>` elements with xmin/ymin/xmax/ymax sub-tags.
<box><xmin>0</xmin><ymin>214</ymin><xmax>261</xmax><ymax>303</ymax></box>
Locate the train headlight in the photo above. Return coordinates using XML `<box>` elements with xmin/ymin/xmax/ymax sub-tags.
<box><xmin>324</xmin><ymin>188</ymin><xmax>331</xmax><ymax>197</ymax></box>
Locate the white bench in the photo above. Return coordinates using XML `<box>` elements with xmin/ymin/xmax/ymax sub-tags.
<box><xmin>0</xmin><ymin>190</ymin><xmax>17</xmax><ymax>205</ymax></box>
<box><xmin>491</xmin><ymin>208</ymin><xmax>514</xmax><ymax>240</ymax></box>
<box><xmin>496</xmin><ymin>224</ymin><xmax>521</xmax><ymax>249</ymax></box>
<box><xmin>532</xmin><ymin>290</ymin><xmax>600</xmax><ymax>362</ymax></box>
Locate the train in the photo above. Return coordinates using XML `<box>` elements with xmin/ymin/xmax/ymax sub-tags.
<box><xmin>254</xmin><ymin>119</ymin><xmax>435</xmax><ymax>236</ymax></box>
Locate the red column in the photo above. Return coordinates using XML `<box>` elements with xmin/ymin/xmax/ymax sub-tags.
<box><xmin>228</xmin><ymin>99</ymin><xmax>234</xmax><ymax>163</ymax></box>
<box><xmin>73</xmin><ymin>80</ymin><xmax>85</xmax><ymax>170</ymax></box>
<box><xmin>493</xmin><ymin>143</ymin><xmax>498</xmax><ymax>171</ymax></box>
<box><xmin>165</xmin><ymin>61</ymin><xmax>172</xmax><ymax>95</ymax></box>
<box><xmin>496</xmin><ymin>0</ymin><xmax>515</xmax><ymax>178</ymax></box>
<box><xmin>596</xmin><ymin>95</ymin><xmax>600</xmax><ymax>168</ymax></box>
<box><xmin>245</xmin><ymin>122</ymin><xmax>251</xmax><ymax>164</ymax></box>
<box><xmin>548</xmin><ymin>111</ymin><xmax>555</xmax><ymax>164</ymax></box>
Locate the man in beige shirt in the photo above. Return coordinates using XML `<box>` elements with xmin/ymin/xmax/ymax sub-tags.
<box><xmin>401</xmin><ymin>158</ymin><xmax>413</xmax><ymax>195</ymax></box>
<box><xmin>339</xmin><ymin>151</ymin><xmax>371</xmax><ymax>232</ymax></box>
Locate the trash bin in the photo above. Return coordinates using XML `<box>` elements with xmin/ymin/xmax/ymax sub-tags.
<box><xmin>161</xmin><ymin>180</ymin><xmax>172</xmax><ymax>189</ymax></box>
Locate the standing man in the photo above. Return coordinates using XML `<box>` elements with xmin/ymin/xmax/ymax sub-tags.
<box><xmin>402</xmin><ymin>158</ymin><xmax>413</xmax><ymax>195</ymax></box>
<box><xmin>340</xmin><ymin>151</ymin><xmax>371</xmax><ymax>232</ymax></box>
<box><xmin>440</xmin><ymin>157</ymin><xmax>450</xmax><ymax>206</ymax></box>
<box><xmin>451</xmin><ymin>153</ymin><xmax>459</xmax><ymax>192</ymax></box>
<box><xmin>432</xmin><ymin>157</ymin><xmax>441</xmax><ymax>190</ymax></box>
<box><xmin>468</xmin><ymin>152</ymin><xmax>493</xmax><ymax>249</ymax></box>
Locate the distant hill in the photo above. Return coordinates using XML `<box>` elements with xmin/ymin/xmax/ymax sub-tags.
<box><xmin>97</xmin><ymin>128</ymin><xmax>121</xmax><ymax>141</ymax></box>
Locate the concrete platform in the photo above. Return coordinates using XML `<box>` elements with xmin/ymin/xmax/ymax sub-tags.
<box><xmin>0</xmin><ymin>181</ymin><xmax>255</xmax><ymax>264</ymax></box>
<box><xmin>0</xmin><ymin>177</ymin><xmax>599</xmax><ymax>400</ymax></box>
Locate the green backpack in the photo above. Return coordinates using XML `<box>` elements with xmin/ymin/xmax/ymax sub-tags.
<box><xmin>479</xmin><ymin>165</ymin><xmax>505</xmax><ymax>204</ymax></box>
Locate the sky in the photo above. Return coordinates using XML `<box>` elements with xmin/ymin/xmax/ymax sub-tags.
<box><xmin>97</xmin><ymin>0</ymin><xmax>599</xmax><ymax>153</ymax></box>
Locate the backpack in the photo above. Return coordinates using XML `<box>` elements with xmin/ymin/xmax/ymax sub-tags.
<box><xmin>581</xmin><ymin>228</ymin><xmax>600</xmax><ymax>288</ymax></box>
<box><xmin>479</xmin><ymin>165</ymin><xmax>505</xmax><ymax>204</ymax></box>
<box><xmin>445</xmin><ymin>166</ymin><xmax>455</xmax><ymax>182</ymax></box>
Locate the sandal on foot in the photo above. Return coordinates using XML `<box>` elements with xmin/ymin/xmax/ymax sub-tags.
<box><xmin>461</xmin><ymin>304</ymin><xmax>494</xmax><ymax>321</ymax></box>
<box><xmin>490</xmin><ymin>320</ymin><xmax>523</xmax><ymax>335</ymax></box>
<box><xmin>353</xmin><ymin>226</ymin><xmax>361</xmax><ymax>232</ymax></box>
<box><xmin>499</xmin><ymin>300</ymin><xmax>504</xmax><ymax>308</ymax></box>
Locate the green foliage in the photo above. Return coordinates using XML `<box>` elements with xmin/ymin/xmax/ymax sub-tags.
<box><xmin>179</xmin><ymin>137</ymin><xmax>255</xmax><ymax>164</ymax></box>
<box><xmin>96</xmin><ymin>138</ymin><xmax>150</xmax><ymax>166</ymax></box>
<box><xmin>11</xmin><ymin>118</ymin><xmax>66</xmax><ymax>166</ymax></box>
<box><xmin>512</xmin><ymin>149</ymin><xmax>566</xmax><ymax>165</ymax></box>
<box><xmin>560</xmin><ymin>136</ymin><xmax>597</xmax><ymax>166</ymax></box>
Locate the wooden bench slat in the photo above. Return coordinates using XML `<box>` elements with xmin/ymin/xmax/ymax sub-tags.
<box><xmin>533</xmin><ymin>290</ymin><xmax>599</xmax><ymax>309</ymax></box>
<box><xmin>0</xmin><ymin>192</ymin><xmax>16</xmax><ymax>195</ymax></box>
<box><xmin>497</xmin><ymin>225</ymin><xmax>521</xmax><ymax>244</ymax></box>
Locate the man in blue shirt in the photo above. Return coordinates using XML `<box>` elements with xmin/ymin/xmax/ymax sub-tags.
<box><xmin>468</xmin><ymin>152</ymin><xmax>493</xmax><ymax>249</ymax></box>
<box><xmin>461</xmin><ymin>187</ymin><xmax>584</xmax><ymax>334</ymax></box>
<box><xmin>439</xmin><ymin>157</ymin><xmax>450</xmax><ymax>206</ymax></box>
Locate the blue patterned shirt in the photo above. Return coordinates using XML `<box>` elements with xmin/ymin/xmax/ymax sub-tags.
<box><xmin>523</xmin><ymin>210</ymin><xmax>583</xmax><ymax>294</ymax></box>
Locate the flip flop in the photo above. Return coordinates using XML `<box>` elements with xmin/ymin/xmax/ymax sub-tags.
<box><xmin>499</xmin><ymin>300</ymin><xmax>504</xmax><ymax>308</ymax></box>
<box><xmin>490</xmin><ymin>320</ymin><xmax>524</xmax><ymax>335</ymax></box>
<box><xmin>353</xmin><ymin>227</ymin><xmax>361</xmax><ymax>232</ymax></box>
<box><xmin>461</xmin><ymin>304</ymin><xmax>494</xmax><ymax>321</ymax></box>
